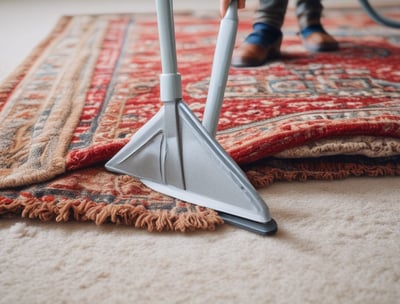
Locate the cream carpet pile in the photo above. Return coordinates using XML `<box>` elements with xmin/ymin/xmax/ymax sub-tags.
<box><xmin>1</xmin><ymin>177</ymin><xmax>399</xmax><ymax>303</ymax></box>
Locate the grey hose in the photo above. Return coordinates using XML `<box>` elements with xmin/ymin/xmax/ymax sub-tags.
<box><xmin>358</xmin><ymin>0</ymin><xmax>400</xmax><ymax>28</ymax></box>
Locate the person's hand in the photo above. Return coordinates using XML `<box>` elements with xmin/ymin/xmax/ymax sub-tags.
<box><xmin>220</xmin><ymin>0</ymin><xmax>246</xmax><ymax>17</ymax></box>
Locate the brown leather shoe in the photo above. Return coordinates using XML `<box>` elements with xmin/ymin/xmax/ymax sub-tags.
<box><xmin>231</xmin><ymin>38</ymin><xmax>282</xmax><ymax>68</ymax></box>
<box><xmin>301</xmin><ymin>27</ymin><xmax>339</xmax><ymax>52</ymax></box>
<box><xmin>300</xmin><ymin>25</ymin><xmax>339</xmax><ymax>52</ymax></box>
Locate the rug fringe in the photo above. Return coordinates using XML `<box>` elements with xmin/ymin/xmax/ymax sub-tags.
<box><xmin>0</xmin><ymin>196</ymin><xmax>224</xmax><ymax>233</ymax></box>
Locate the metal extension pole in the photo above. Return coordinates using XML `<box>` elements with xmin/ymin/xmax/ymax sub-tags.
<box><xmin>202</xmin><ymin>0</ymin><xmax>238</xmax><ymax>138</ymax></box>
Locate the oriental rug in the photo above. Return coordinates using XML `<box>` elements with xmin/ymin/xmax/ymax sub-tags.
<box><xmin>1</xmin><ymin>8</ymin><xmax>400</xmax><ymax>232</ymax></box>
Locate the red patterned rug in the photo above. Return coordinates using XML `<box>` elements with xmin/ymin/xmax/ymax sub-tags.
<box><xmin>1</xmin><ymin>8</ymin><xmax>400</xmax><ymax>232</ymax></box>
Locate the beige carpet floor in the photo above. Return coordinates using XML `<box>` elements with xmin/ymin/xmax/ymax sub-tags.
<box><xmin>1</xmin><ymin>178</ymin><xmax>399</xmax><ymax>303</ymax></box>
<box><xmin>1</xmin><ymin>1</ymin><xmax>399</xmax><ymax>303</ymax></box>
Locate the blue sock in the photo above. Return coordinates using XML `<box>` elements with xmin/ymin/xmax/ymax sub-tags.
<box><xmin>245</xmin><ymin>23</ymin><xmax>282</xmax><ymax>47</ymax></box>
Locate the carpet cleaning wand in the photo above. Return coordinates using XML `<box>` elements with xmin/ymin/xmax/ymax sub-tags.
<box><xmin>105</xmin><ymin>0</ymin><xmax>278</xmax><ymax>235</ymax></box>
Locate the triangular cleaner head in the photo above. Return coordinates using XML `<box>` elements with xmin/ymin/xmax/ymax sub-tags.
<box><xmin>106</xmin><ymin>102</ymin><xmax>277</xmax><ymax>234</ymax></box>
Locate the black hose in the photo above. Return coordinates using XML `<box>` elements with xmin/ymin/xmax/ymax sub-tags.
<box><xmin>358</xmin><ymin>0</ymin><xmax>400</xmax><ymax>28</ymax></box>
